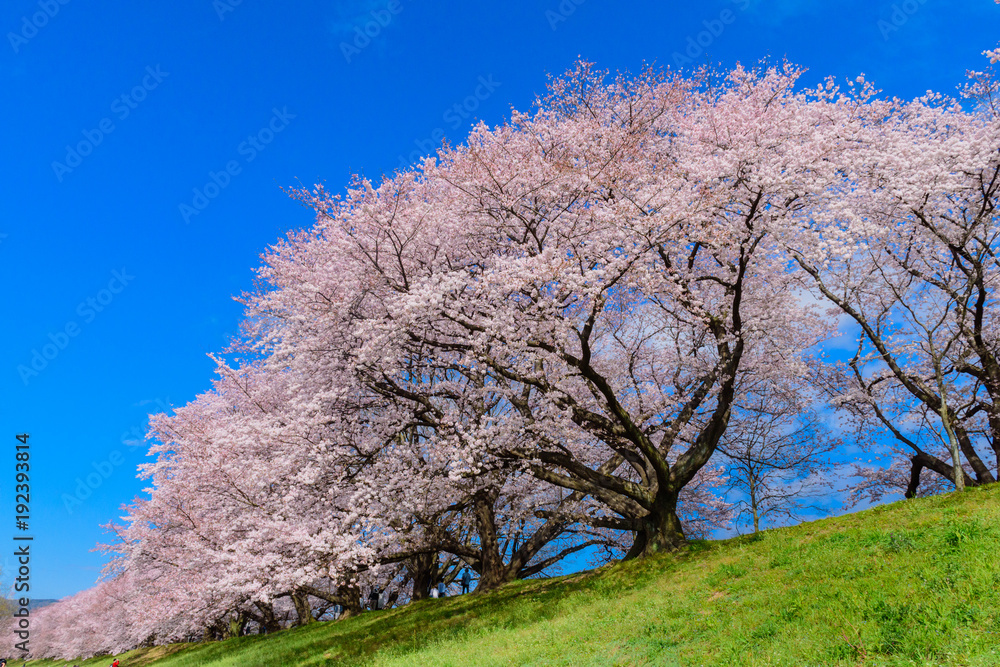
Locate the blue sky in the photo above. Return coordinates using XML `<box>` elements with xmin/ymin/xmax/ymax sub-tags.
<box><xmin>1</xmin><ymin>0</ymin><xmax>997</xmax><ymax>599</ymax></box>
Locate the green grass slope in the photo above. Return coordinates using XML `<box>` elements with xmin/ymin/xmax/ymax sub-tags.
<box><xmin>28</xmin><ymin>485</ymin><xmax>1000</xmax><ymax>666</ymax></box>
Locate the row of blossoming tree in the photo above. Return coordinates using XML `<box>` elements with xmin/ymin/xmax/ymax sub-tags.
<box><xmin>21</xmin><ymin>53</ymin><xmax>1000</xmax><ymax>658</ymax></box>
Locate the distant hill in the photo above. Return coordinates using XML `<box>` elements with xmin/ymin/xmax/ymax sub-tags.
<box><xmin>26</xmin><ymin>599</ymin><xmax>58</xmax><ymax>611</ymax></box>
<box><xmin>21</xmin><ymin>485</ymin><xmax>1000</xmax><ymax>666</ymax></box>
<box><xmin>2</xmin><ymin>598</ymin><xmax>58</xmax><ymax>611</ymax></box>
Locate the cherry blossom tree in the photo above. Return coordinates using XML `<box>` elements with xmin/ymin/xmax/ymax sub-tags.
<box><xmin>273</xmin><ymin>62</ymin><xmax>842</xmax><ymax>559</ymax></box>
<box><xmin>792</xmin><ymin>80</ymin><xmax>1000</xmax><ymax>496</ymax></box>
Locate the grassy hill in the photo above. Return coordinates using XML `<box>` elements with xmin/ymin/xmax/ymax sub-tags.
<box><xmin>26</xmin><ymin>485</ymin><xmax>1000</xmax><ymax>666</ymax></box>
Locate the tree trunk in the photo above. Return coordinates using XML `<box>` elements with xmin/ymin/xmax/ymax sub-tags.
<box><xmin>204</xmin><ymin>621</ymin><xmax>228</xmax><ymax>641</ymax></box>
<box><xmin>408</xmin><ymin>552</ymin><xmax>435</xmax><ymax>601</ymax></box>
<box><xmin>905</xmin><ymin>455</ymin><xmax>924</xmax><ymax>499</ymax></box>
<box><xmin>623</xmin><ymin>528</ymin><xmax>648</xmax><ymax>560</ymax></box>
<box><xmin>932</xmin><ymin>362</ymin><xmax>967</xmax><ymax>492</ymax></box>
<box><xmin>986</xmin><ymin>407</ymin><xmax>1000</xmax><ymax>476</ymax></box>
<box><xmin>253</xmin><ymin>601</ymin><xmax>282</xmax><ymax>634</ymax></box>
<box><xmin>336</xmin><ymin>584</ymin><xmax>363</xmax><ymax>619</ymax></box>
<box><xmin>291</xmin><ymin>590</ymin><xmax>315</xmax><ymax>626</ymax></box>
<box><xmin>472</xmin><ymin>488</ymin><xmax>511</xmax><ymax>593</ymax></box>
<box><xmin>228</xmin><ymin>613</ymin><xmax>247</xmax><ymax>638</ymax></box>
<box><xmin>629</xmin><ymin>493</ymin><xmax>686</xmax><ymax>558</ymax></box>
<box><xmin>953</xmin><ymin>427</ymin><xmax>995</xmax><ymax>483</ymax></box>
<box><xmin>966</xmin><ymin>339</ymin><xmax>1000</xmax><ymax>478</ymax></box>
<box><xmin>938</xmin><ymin>393</ymin><xmax>965</xmax><ymax>492</ymax></box>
